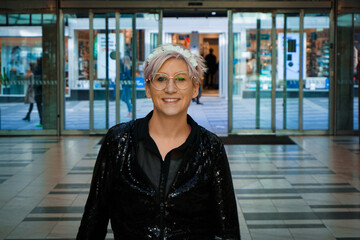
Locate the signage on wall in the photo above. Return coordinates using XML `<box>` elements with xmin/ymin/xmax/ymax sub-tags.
<box><xmin>96</xmin><ymin>33</ymin><xmax>125</xmax><ymax>80</ymax></box>
<box><xmin>277</xmin><ymin>33</ymin><xmax>307</xmax><ymax>83</ymax></box>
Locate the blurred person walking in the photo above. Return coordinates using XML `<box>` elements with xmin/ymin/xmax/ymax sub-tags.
<box><xmin>22</xmin><ymin>63</ymin><xmax>36</xmax><ymax>121</ymax></box>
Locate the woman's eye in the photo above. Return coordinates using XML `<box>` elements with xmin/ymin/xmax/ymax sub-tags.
<box><xmin>176</xmin><ymin>77</ymin><xmax>186</xmax><ymax>81</ymax></box>
<box><xmin>156</xmin><ymin>77</ymin><xmax>167</xmax><ymax>82</ymax></box>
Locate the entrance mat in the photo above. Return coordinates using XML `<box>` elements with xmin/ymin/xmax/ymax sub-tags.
<box><xmin>219</xmin><ymin>135</ymin><xmax>296</xmax><ymax>145</ymax></box>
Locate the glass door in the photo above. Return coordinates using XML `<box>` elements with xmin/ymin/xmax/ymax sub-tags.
<box><xmin>276</xmin><ymin>13</ymin><xmax>302</xmax><ymax>131</ymax></box>
<box><xmin>91</xmin><ymin>12</ymin><xmax>159</xmax><ymax>132</ymax></box>
<box><xmin>302</xmin><ymin>13</ymin><xmax>330</xmax><ymax>130</ymax></box>
<box><xmin>276</xmin><ymin>12</ymin><xmax>331</xmax><ymax>132</ymax></box>
<box><xmin>62</xmin><ymin>11</ymin><xmax>159</xmax><ymax>133</ymax></box>
<box><xmin>63</xmin><ymin>12</ymin><xmax>90</xmax><ymax>130</ymax></box>
<box><xmin>230</xmin><ymin>10</ymin><xmax>331</xmax><ymax>134</ymax></box>
<box><xmin>231</xmin><ymin>12</ymin><xmax>273</xmax><ymax>132</ymax></box>
<box><xmin>134</xmin><ymin>13</ymin><xmax>159</xmax><ymax>120</ymax></box>
<box><xmin>92</xmin><ymin>12</ymin><xmax>115</xmax><ymax>130</ymax></box>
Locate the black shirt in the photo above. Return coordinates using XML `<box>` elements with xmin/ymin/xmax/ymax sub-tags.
<box><xmin>134</xmin><ymin>111</ymin><xmax>198</xmax><ymax>195</ymax></box>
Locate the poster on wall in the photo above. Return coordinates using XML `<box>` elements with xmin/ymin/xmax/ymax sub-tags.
<box><xmin>96</xmin><ymin>33</ymin><xmax>125</xmax><ymax>80</ymax></box>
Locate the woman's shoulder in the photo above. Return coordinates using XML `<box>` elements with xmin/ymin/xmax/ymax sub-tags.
<box><xmin>105</xmin><ymin>120</ymin><xmax>136</xmax><ymax>142</ymax></box>
<box><xmin>198</xmin><ymin>126</ymin><xmax>224</xmax><ymax>147</ymax></box>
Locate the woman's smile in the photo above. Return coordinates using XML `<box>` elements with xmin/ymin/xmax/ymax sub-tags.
<box><xmin>162</xmin><ymin>98</ymin><xmax>180</xmax><ymax>103</ymax></box>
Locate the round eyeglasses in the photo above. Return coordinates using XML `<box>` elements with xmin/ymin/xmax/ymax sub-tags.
<box><xmin>149</xmin><ymin>72</ymin><xmax>192</xmax><ymax>90</ymax></box>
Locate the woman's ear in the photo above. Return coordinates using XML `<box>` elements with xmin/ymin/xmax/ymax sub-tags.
<box><xmin>145</xmin><ymin>82</ymin><xmax>152</xmax><ymax>99</ymax></box>
<box><xmin>192</xmin><ymin>82</ymin><xmax>200</xmax><ymax>98</ymax></box>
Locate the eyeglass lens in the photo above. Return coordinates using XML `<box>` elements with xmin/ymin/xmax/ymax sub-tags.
<box><xmin>152</xmin><ymin>73</ymin><xmax>190</xmax><ymax>90</ymax></box>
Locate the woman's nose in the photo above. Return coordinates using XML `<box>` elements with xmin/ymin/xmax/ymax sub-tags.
<box><xmin>164</xmin><ymin>79</ymin><xmax>177</xmax><ymax>93</ymax></box>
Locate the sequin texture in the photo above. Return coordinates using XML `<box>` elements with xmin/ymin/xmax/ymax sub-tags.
<box><xmin>76</xmin><ymin>116</ymin><xmax>240</xmax><ymax>239</ymax></box>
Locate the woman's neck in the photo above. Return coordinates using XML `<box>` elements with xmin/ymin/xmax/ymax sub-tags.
<box><xmin>148</xmin><ymin>111</ymin><xmax>190</xmax><ymax>140</ymax></box>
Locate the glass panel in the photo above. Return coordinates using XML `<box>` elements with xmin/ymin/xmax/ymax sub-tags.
<box><xmin>135</xmin><ymin>13</ymin><xmax>159</xmax><ymax>119</ymax></box>
<box><xmin>0</xmin><ymin>15</ymin><xmax>6</xmax><ymax>25</ymax></box>
<box><xmin>8</xmin><ymin>14</ymin><xmax>30</xmax><ymax>25</ymax></box>
<box><xmin>64</xmin><ymin>13</ymin><xmax>90</xmax><ymax>130</ymax></box>
<box><xmin>93</xmin><ymin>13</ymin><xmax>115</xmax><ymax>130</ymax></box>
<box><xmin>43</xmin><ymin>14</ymin><xmax>56</xmax><ymax>24</ymax></box>
<box><xmin>31</xmin><ymin>14</ymin><xmax>42</xmax><ymax>25</ymax></box>
<box><xmin>354</xmin><ymin>13</ymin><xmax>360</xmax><ymax>131</ymax></box>
<box><xmin>276</xmin><ymin>14</ymin><xmax>301</xmax><ymax>130</ymax></box>
<box><xmin>303</xmin><ymin>13</ymin><xmax>330</xmax><ymax>130</ymax></box>
<box><xmin>0</xmin><ymin>14</ymin><xmax>57</xmax><ymax>130</ymax></box>
<box><xmin>118</xmin><ymin>14</ymin><xmax>134</xmax><ymax>123</ymax></box>
<box><xmin>232</xmin><ymin>12</ymin><xmax>272</xmax><ymax>129</ymax></box>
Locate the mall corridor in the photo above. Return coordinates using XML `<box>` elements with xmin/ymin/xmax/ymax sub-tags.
<box><xmin>0</xmin><ymin>135</ymin><xmax>359</xmax><ymax>239</ymax></box>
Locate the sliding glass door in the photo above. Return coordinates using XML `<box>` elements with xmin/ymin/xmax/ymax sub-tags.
<box><xmin>62</xmin><ymin>11</ymin><xmax>159</xmax><ymax>133</ymax></box>
<box><xmin>230</xmin><ymin>10</ymin><xmax>331</xmax><ymax>134</ymax></box>
<box><xmin>232</xmin><ymin>12</ymin><xmax>273</xmax><ymax>131</ymax></box>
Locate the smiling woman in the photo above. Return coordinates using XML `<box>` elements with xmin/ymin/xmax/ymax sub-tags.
<box><xmin>77</xmin><ymin>44</ymin><xmax>240</xmax><ymax>240</ymax></box>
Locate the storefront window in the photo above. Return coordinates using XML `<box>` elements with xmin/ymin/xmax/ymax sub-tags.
<box><xmin>0</xmin><ymin>13</ymin><xmax>57</xmax><ymax>131</ymax></box>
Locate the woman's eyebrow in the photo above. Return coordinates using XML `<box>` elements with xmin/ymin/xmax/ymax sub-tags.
<box><xmin>156</xmin><ymin>71</ymin><xmax>188</xmax><ymax>75</ymax></box>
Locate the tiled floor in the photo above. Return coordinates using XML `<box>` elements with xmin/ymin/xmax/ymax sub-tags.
<box><xmin>0</xmin><ymin>135</ymin><xmax>360</xmax><ymax>239</ymax></box>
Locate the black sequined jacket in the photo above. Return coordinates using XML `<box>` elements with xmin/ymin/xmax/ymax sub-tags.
<box><xmin>76</xmin><ymin>114</ymin><xmax>240</xmax><ymax>240</ymax></box>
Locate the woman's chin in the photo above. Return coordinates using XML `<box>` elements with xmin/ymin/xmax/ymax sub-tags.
<box><xmin>154</xmin><ymin>107</ymin><xmax>186</xmax><ymax>118</ymax></box>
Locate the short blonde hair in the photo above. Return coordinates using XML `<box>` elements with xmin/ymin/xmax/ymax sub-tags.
<box><xmin>144</xmin><ymin>44</ymin><xmax>207</xmax><ymax>85</ymax></box>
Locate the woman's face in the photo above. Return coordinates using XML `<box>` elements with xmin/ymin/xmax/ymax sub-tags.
<box><xmin>145</xmin><ymin>58</ymin><xmax>199</xmax><ymax>119</ymax></box>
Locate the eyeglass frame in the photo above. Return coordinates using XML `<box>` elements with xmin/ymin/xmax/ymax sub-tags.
<box><xmin>146</xmin><ymin>72</ymin><xmax>195</xmax><ymax>90</ymax></box>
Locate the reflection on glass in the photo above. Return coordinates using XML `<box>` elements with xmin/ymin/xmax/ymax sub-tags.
<box><xmin>232</xmin><ymin>12</ymin><xmax>272</xmax><ymax>130</ymax></box>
